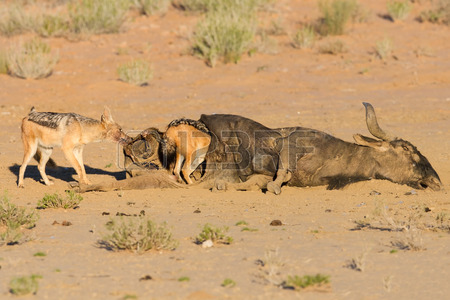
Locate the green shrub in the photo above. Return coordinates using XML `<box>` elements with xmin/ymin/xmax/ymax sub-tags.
<box><xmin>9</xmin><ymin>274</ymin><xmax>42</xmax><ymax>296</ymax></box>
<box><xmin>0</xmin><ymin>50</ymin><xmax>8</xmax><ymax>74</ymax></box>
<box><xmin>387</xmin><ymin>1</ymin><xmax>411</xmax><ymax>21</ymax></box>
<box><xmin>221</xmin><ymin>278</ymin><xmax>236</xmax><ymax>288</ymax></box>
<box><xmin>192</xmin><ymin>1</ymin><xmax>257</xmax><ymax>67</ymax></box>
<box><xmin>36</xmin><ymin>190</ymin><xmax>83</xmax><ymax>209</ymax></box>
<box><xmin>375</xmin><ymin>37</ymin><xmax>393</xmax><ymax>60</ymax></box>
<box><xmin>174</xmin><ymin>0</ymin><xmax>214</xmax><ymax>12</ymax></box>
<box><xmin>284</xmin><ymin>274</ymin><xmax>330</xmax><ymax>290</ymax></box>
<box><xmin>68</xmin><ymin>0</ymin><xmax>129</xmax><ymax>35</ymax></box>
<box><xmin>0</xmin><ymin>192</ymin><xmax>39</xmax><ymax>230</ymax></box>
<box><xmin>195</xmin><ymin>223</ymin><xmax>233</xmax><ymax>244</ymax></box>
<box><xmin>100</xmin><ymin>216</ymin><xmax>178</xmax><ymax>253</ymax></box>
<box><xmin>35</xmin><ymin>14</ymin><xmax>69</xmax><ymax>37</ymax></box>
<box><xmin>318</xmin><ymin>0</ymin><xmax>358</xmax><ymax>35</ymax></box>
<box><xmin>318</xmin><ymin>39</ymin><xmax>347</xmax><ymax>54</ymax></box>
<box><xmin>0</xmin><ymin>5</ymin><xmax>35</xmax><ymax>36</ymax></box>
<box><xmin>419</xmin><ymin>0</ymin><xmax>450</xmax><ymax>25</ymax></box>
<box><xmin>291</xmin><ymin>26</ymin><xmax>316</xmax><ymax>49</ymax></box>
<box><xmin>117</xmin><ymin>59</ymin><xmax>153</xmax><ymax>86</ymax></box>
<box><xmin>7</xmin><ymin>38</ymin><xmax>59</xmax><ymax>79</ymax></box>
<box><xmin>132</xmin><ymin>0</ymin><xmax>171</xmax><ymax>15</ymax></box>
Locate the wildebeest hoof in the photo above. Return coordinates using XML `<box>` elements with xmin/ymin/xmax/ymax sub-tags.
<box><xmin>214</xmin><ymin>180</ymin><xmax>227</xmax><ymax>191</ymax></box>
<box><xmin>267</xmin><ymin>181</ymin><xmax>281</xmax><ymax>195</ymax></box>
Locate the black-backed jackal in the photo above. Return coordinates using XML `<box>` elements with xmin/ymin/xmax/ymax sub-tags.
<box><xmin>18</xmin><ymin>107</ymin><xmax>130</xmax><ymax>187</ymax></box>
<box><xmin>162</xmin><ymin>119</ymin><xmax>211</xmax><ymax>184</ymax></box>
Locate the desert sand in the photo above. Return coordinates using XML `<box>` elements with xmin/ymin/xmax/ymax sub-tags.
<box><xmin>0</xmin><ymin>1</ymin><xmax>449</xmax><ymax>299</ymax></box>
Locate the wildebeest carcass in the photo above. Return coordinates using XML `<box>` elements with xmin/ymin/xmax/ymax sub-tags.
<box><xmin>73</xmin><ymin>103</ymin><xmax>441</xmax><ymax>193</ymax></box>
<box><xmin>268</xmin><ymin>102</ymin><xmax>442</xmax><ymax>192</ymax></box>
<box><xmin>199</xmin><ymin>102</ymin><xmax>442</xmax><ymax>193</ymax></box>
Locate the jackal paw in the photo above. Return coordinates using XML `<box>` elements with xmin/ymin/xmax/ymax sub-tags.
<box><xmin>267</xmin><ymin>181</ymin><xmax>281</xmax><ymax>195</ymax></box>
<box><xmin>18</xmin><ymin>183</ymin><xmax>24</xmax><ymax>188</ymax></box>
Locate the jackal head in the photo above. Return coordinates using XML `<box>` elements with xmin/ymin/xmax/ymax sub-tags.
<box><xmin>101</xmin><ymin>107</ymin><xmax>131</xmax><ymax>145</ymax></box>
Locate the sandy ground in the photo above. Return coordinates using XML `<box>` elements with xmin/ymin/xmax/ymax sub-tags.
<box><xmin>0</xmin><ymin>1</ymin><xmax>449</xmax><ymax>299</ymax></box>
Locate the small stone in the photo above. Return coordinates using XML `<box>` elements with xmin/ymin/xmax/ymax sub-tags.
<box><xmin>193</xmin><ymin>209</ymin><xmax>201</xmax><ymax>213</ymax></box>
<box><xmin>405</xmin><ymin>190</ymin><xmax>417</xmax><ymax>196</ymax></box>
<box><xmin>61</xmin><ymin>221</ymin><xmax>72</xmax><ymax>226</ymax></box>
<box><xmin>139</xmin><ymin>275</ymin><xmax>152</xmax><ymax>281</ymax></box>
<box><xmin>270</xmin><ymin>220</ymin><xmax>283</xmax><ymax>226</ymax></box>
<box><xmin>202</xmin><ymin>240</ymin><xmax>213</xmax><ymax>248</ymax></box>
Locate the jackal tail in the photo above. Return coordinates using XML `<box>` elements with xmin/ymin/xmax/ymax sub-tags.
<box><xmin>34</xmin><ymin>150</ymin><xmax>57</xmax><ymax>168</ymax></box>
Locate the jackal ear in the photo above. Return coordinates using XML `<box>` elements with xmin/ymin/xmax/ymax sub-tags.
<box><xmin>353</xmin><ymin>134</ymin><xmax>389</xmax><ymax>151</ymax></box>
<box><xmin>101</xmin><ymin>106</ymin><xmax>114</xmax><ymax>124</ymax></box>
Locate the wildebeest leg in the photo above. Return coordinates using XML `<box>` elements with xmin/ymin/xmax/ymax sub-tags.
<box><xmin>266</xmin><ymin>140</ymin><xmax>292</xmax><ymax>195</ymax></box>
<box><xmin>267</xmin><ymin>169</ymin><xmax>292</xmax><ymax>195</ymax></box>
<box><xmin>217</xmin><ymin>175</ymin><xmax>273</xmax><ymax>192</ymax></box>
<box><xmin>71</xmin><ymin>172</ymin><xmax>184</xmax><ymax>193</ymax></box>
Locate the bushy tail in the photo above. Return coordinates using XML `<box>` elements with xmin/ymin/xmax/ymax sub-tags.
<box><xmin>34</xmin><ymin>150</ymin><xmax>57</xmax><ymax>168</ymax></box>
<box><xmin>160</xmin><ymin>136</ymin><xmax>176</xmax><ymax>169</ymax></box>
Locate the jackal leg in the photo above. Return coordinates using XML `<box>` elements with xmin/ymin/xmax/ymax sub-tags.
<box><xmin>173</xmin><ymin>152</ymin><xmax>185</xmax><ymax>183</ymax></box>
<box><xmin>62</xmin><ymin>144</ymin><xmax>90</xmax><ymax>185</ymax></box>
<box><xmin>72</xmin><ymin>145</ymin><xmax>90</xmax><ymax>184</ymax></box>
<box><xmin>37</xmin><ymin>146</ymin><xmax>54</xmax><ymax>186</ymax></box>
<box><xmin>18</xmin><ymin>138</ymin><xmax>38</xmax><ymax>188</ymax></box>
<box><xmin>182</xmin><ymin>147</ymin><xmax>208</xmax><ymax>185</ymax></box>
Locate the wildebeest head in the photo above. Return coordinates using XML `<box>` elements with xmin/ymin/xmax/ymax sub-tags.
<box><xmin>352</xmin><ymin>103</ymin><xmax>442</xmax><ymax>191</ymax></box>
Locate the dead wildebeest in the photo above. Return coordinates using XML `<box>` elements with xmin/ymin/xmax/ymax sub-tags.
<box><xmin>199</xmin><ymin>102</ymin><xmax>442</xmax><ymax>193</ymax></box>
<box><xmin>73</xmin><ymin>103</ymin><xmax>441</xmax><ymax>193</ymax></box>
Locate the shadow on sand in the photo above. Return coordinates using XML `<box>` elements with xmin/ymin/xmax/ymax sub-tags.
<box><xmin>9</xmin><ymin>164</ymin><xmax>126</xmax><ymax>186</ymax></box>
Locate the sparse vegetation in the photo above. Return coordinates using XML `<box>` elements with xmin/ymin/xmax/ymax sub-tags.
<box><xmin>221</xmin><ymin>278</ymin><xmax>236</xmax><ymax>288</ymax></box>
<box><xmin>132</xmin><ymin>0</ymin><xmax>171</xmax><ymax>15</ymax></box>
<box><xmin>419</xmin><ymin>0</ymin><xmax>450</xmax><ymax>25</ymax></box>
<box><xmin>1</xmin><ymin>192</ymin><xmax>39</xmax><ymax>246</ymax></box>
<box><xmin>99</xmin><ymin>216</ymin><xmax>178</xmax><ymax>253</ymax></box>
<box><xmin>291</xmin><ymin>26</ymin><xmax>316</xmax><ymax>49</ymax></box>
<box><xmin>0</xmin><ymin>50</ymin><xmax>7</xmax><ymax>74</ymax></box>
<box><xmin>37</xmin><ymin>190</ymin><xmax>83</xmax><ymax>209</ymax></box>
<box><xmin>0</xmin><ymin>4</ymin><xmax>34</xmax><ymax>36</ymax></box>
<box><xmin>256</xmin><ymin>248</ymin><xmax>285</xmax><ymax>286</ymax></box>
<box><xmin>283</xmin><ymin>274</ymin><xmax>330</xmax><ymax>290</ymax></box>
<box><xmin>1</xmin><ymin>193</ymin><xmax>39</xmax><ymax>228</ymax></box>
<box><xmin>347</xmin><ymin>250</ymin><xmax>367</xmax><ymax>272</ymax></box>
<box><xmin>68</xmin><ymin>0</ymin><xmax>129</xmax><ymax>35</ymax></box>
<box><xmin>178</xmin><ymin>276</ymin><xmax>190</xmax><ymax>282</ymax></box>
<box><xmin>192</xmin><ymin>0</ymin><xmax>258</xmax><ymax>67</ymax></box>
<box><xmin>241</xmin><ymin>227</ymin><xmax>258</xmax><ymax>232</ymax></box>
<box><xmin>117</xmin><ymin>59</ymin><xmax>153</xmax><ymax>86</ymax></box>
<box><xmin>6</xmin><ymin>38</ymin><xmax>59</xmax><ymax>79</ymax></box>
<box><xmin>375</xmin><ymin>37</ymin><xmax>393</xmax><ymax>60</ymax></box>
<box><xmin>173</xmin><ymin>0</ymin><xmax>214</xmax><ymax>12</ymax></box>
<box><xmin>195</xmin><ymin>223</ymin><xmax>233</xmax><ymax>245</ymax></box>
<box><xmin>317</xmin><ymin>0</ymin><xmax>359</xmax><ymax>35</ymax></box>
<box><xmin>318</xmin><ymin>39</ymin><xmax>347</xmax><ymax>54</ymax></box>
<box><xmin>235</xmin><ymin>220</ymin><xmax>249</xmax><ymax>226</ymax></box>
<box><xmin>35</xmin><ymin>14</ymin><xmax>69</xmax><ymax>37</ymax></box>
<box><xmin>386</xmin><ymin>1</ymin><xmax>412</xmax><ymax>21</ymax></box>
<box><xmin>33</xmin><ymin>252</ymin><xmax>46</xmax><ymax>257</ymax></box>
<box><xmin>9</xmin><ymin>274</ymin><xmax>42</xmax><ymax>296</ymax></box>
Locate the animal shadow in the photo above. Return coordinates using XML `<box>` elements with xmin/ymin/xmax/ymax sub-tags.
<box><xmin>9</xmin><ymin>163</ymin><xmax>126</xmax><ymax>186</ymax></box>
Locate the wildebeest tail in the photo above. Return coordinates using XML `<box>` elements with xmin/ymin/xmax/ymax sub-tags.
<box><xmin>34</xmin><ymin>150</ymin><xmax>57</xmax><ymax>168</ymax></box>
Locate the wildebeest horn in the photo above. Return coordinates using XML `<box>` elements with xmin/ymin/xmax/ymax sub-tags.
<box><xmin>363</xmin><ymin>102</ymin><xmax>395</xmax><ymax>141</ymax></box>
